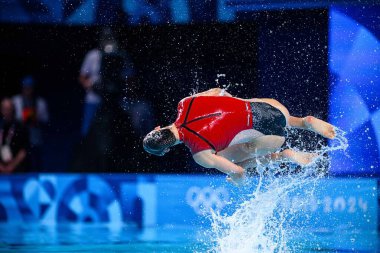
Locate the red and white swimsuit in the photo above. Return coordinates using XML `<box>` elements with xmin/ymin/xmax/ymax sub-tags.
<box><xmin>174</xmin><ymin>96</ymin><xmax>253</xmax><ymax>154</ymax></box>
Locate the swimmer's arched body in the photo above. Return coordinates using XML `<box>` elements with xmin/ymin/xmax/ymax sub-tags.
<box><xmin>143</xmin><ymin>88</ymin><xmax>336</xmax><ymax>186</ymax></box>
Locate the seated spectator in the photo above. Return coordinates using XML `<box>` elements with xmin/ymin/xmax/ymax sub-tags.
<box><xmin>0</xmin><ymin>98</ymin><xmax>29</xmax><ymax>173</ymax></box>
<box><xmin>12</xmin><ymin>75</ymin><xmax>48</xmax><ymax>171</ymax></box>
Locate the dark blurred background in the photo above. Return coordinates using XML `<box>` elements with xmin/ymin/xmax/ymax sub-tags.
<box><xmin>0</xmin><ymin>9</ymin><xmax>328</xmax><ymax>173</ymax></box>
<box><xmin>0</xmin><ymin>0</ymin><xmax>380</xmax><ymax>174</ymax></box>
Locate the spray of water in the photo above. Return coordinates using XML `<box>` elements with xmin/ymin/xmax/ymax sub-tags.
<box><xmin>207</xmin><ymin>128</ymin><xmax>348</xmax><ymax>253</ymax></box>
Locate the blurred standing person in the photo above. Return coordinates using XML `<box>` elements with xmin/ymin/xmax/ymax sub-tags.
<box><xmin>79</xmin><ymin>37</ymin><xmax>102</xmax><ymax>136</ymax></box>
<box><xmin>12</xmin><ymin>76</ymin><xmax>48</xmax><ymax>171</ymax></box>
<box><xmin>74</xmin><ymin>27</ymin><xmax>136</xmax><ymax>171</ymax></box>
<box><xmin>79</xmin><ymin>28</ymin><xmax>135</xmax><ymax>136</ymax></box>
<box><xmin>0</xmin><ymin>98</ymin><xmax>29</xmax><ymax>173</ymax></box>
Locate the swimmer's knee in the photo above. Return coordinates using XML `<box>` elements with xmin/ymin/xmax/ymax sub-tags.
<box><xmin>280</xmin><ymin>149</ymin><xmax>294</xmax><ymax>159</ymax></box>
<box><xmin>303</xmin><ymin>116</ymin><xmax>315</xmax><ymax>127</ymax></box>
<box><xmin>241</xmin><ymin>142</ymin><xmax>255</xmax><ymax>153</ymax></box>
<box><xmin>243</xmin><ymin>137</ymin><xmax>284</xmax><ymax>155</ymax></box>
<box><xmin>241</xmin><ymin>142</ymin><xmax>268</xmax><ymax>155</ymax></box>
<box><xmin>305</xmin><ymin>116</ymin><xmax>314</xmax><ymax>123</ymax></box>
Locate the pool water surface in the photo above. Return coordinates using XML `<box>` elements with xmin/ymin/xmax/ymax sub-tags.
<box><xmin>0</xmin><ymin>224</ymin><xmax>378</xmax><ymax>252</ymax></box>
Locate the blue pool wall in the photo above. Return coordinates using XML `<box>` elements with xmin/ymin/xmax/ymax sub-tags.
<box><xmin>0</xmin><ymin>174</ymin><xmax>377</xmax><ymax>231</ymax></box>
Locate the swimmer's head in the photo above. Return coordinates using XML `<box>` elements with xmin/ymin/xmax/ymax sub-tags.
<box><xmin>143</xmin><ymin>127</ymin><xmax>176</xmax><ymax>156</ymax></box>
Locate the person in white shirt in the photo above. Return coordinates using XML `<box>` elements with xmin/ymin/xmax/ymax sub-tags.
<box><xmin>74</xmin><ymin>27</ymin><xmax>137</xmax><ymax>171</ymax></box>
<box><xmin>79</xmin><ymin>47</ymin><xmax>102</xmax><ymax>136</ymax></box>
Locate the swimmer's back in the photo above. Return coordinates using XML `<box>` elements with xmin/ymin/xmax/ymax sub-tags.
<box><xmin>174</xmin><ymin>96</ymin><xmax>252</xmax><ymax>154</ymax></box>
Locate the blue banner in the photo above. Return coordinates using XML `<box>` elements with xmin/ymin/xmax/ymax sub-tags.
<box><xmin>0</xmin><ymin>174</ymin><xmax>377</xmax><ymax>232</ymax></box>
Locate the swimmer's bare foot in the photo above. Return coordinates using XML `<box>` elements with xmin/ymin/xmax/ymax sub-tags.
<box><xmin>281</xmin><ymin>149</ymin><xmax>319</xmax><ymax>166</ymax></box>
<box><xmin>304</xmin><ymin>116</ymin><xmax>336</xmax><ymax>139</ymax></box>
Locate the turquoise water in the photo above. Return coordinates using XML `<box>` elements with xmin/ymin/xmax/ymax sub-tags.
<box><xmin>0</xmin><ymin>224</ymin><xmax>378</xmax><ymax>252</ymax></box>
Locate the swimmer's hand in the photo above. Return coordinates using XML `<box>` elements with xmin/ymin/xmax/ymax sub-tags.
<box><xmin>193</xmin><ymin>150</ymin><xmax>244</xmax><ymax>186</ymax></box>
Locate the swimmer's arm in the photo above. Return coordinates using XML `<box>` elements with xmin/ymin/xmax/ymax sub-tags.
<box><xmin>193</xmin><ymin>88</ymin><xmax>232</xmax><ymax>97</ymax></box>
<box><xmin>193</xmin><ymin>150</ymin><xmax>245</xmax><ymax>186</ymax></box>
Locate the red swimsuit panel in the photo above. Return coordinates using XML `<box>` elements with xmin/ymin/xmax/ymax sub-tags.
<box><xmin>174</xmin><ymin>96</ymin><xmax>252</xmax><ymax>154</ymax></box>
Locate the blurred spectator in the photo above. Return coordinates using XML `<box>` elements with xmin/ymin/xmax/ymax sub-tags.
<box><xmin>79</xmin><ymin>27</ymin><xmax>135</xmax><ymax>136</ymax></box>
<box><xmin>12</xmin><ymin>76</ymin><xmax>49</xmax><ymax>171</ymax></box>
<box><xmin>0</xmin><ymin>98</ymin><xmax>29</xmax><ymax>173</ymax></box>
<box><xmin>74</xmin><ymin>27</ymin><xmax>136</xmax><ymax>171</ymax></box>
<box><xmin>92</xmin><ymin>27</ymin><xmax>135</xmax><ymax>103</ymax></box>
<box><xmin>79</xmin><ymin>40</ymin><xmax>102</xmax><ymax>136</ymax></box>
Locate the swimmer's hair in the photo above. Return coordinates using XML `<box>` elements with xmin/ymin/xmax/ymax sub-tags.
<box><xmin>143</xmin><ymin>128</ymin><xmax>176</xmax><ymax>156</ymax></box>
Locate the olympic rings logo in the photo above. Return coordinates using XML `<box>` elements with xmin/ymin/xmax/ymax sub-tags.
<box><xmin>185</xmin><ymin>186</ymin><xmax>230</xmax><ymax>215</ymax></box>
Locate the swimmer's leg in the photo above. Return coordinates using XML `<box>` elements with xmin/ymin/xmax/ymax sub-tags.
<box><xmin>243</xmin><ymin>135</ymin><xmax>285</xmax><ymax>156</ymax></box>
<box><xmin>221</xmin><ymin>135</ymin><xmax>318</xmax><ymax>166</ymax></box>
<box><xmin>235</xmin><ymin>154</ymin><xmax>271</xmax><ymax>169</ymax></box>
<box><xmin>218</xmin><ymin>135</ymin><xmax>285</xmax><ymax>163</ymax></box>
<box><xmin>275</xmin><ymin>149</ymin><xmax>319</xmax><ymax>166</ymax></box>
<box><xmin>237</xmin><ymin>149</ymin><xmax>318</xmax><ymax>169</ymax></box>
<box><xmin>241</xmin><ymin>97</ymin><xmax>335</xmax><ymax>139</ymax></box>
<box><xmin>219</xmin><ymin>135</ymin><xmax>285</xmax><ymax>163</ymax></box>
<box><xmin>289</xmin><ymin>116</ymin><xmax>336</xmax><ymax>139</ymax></box>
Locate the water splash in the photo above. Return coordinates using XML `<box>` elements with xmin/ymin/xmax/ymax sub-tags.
<box><xmin>207</xmin><ymin>128</ymin><xmax>348</xmax><ymax>253</ymax></box>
